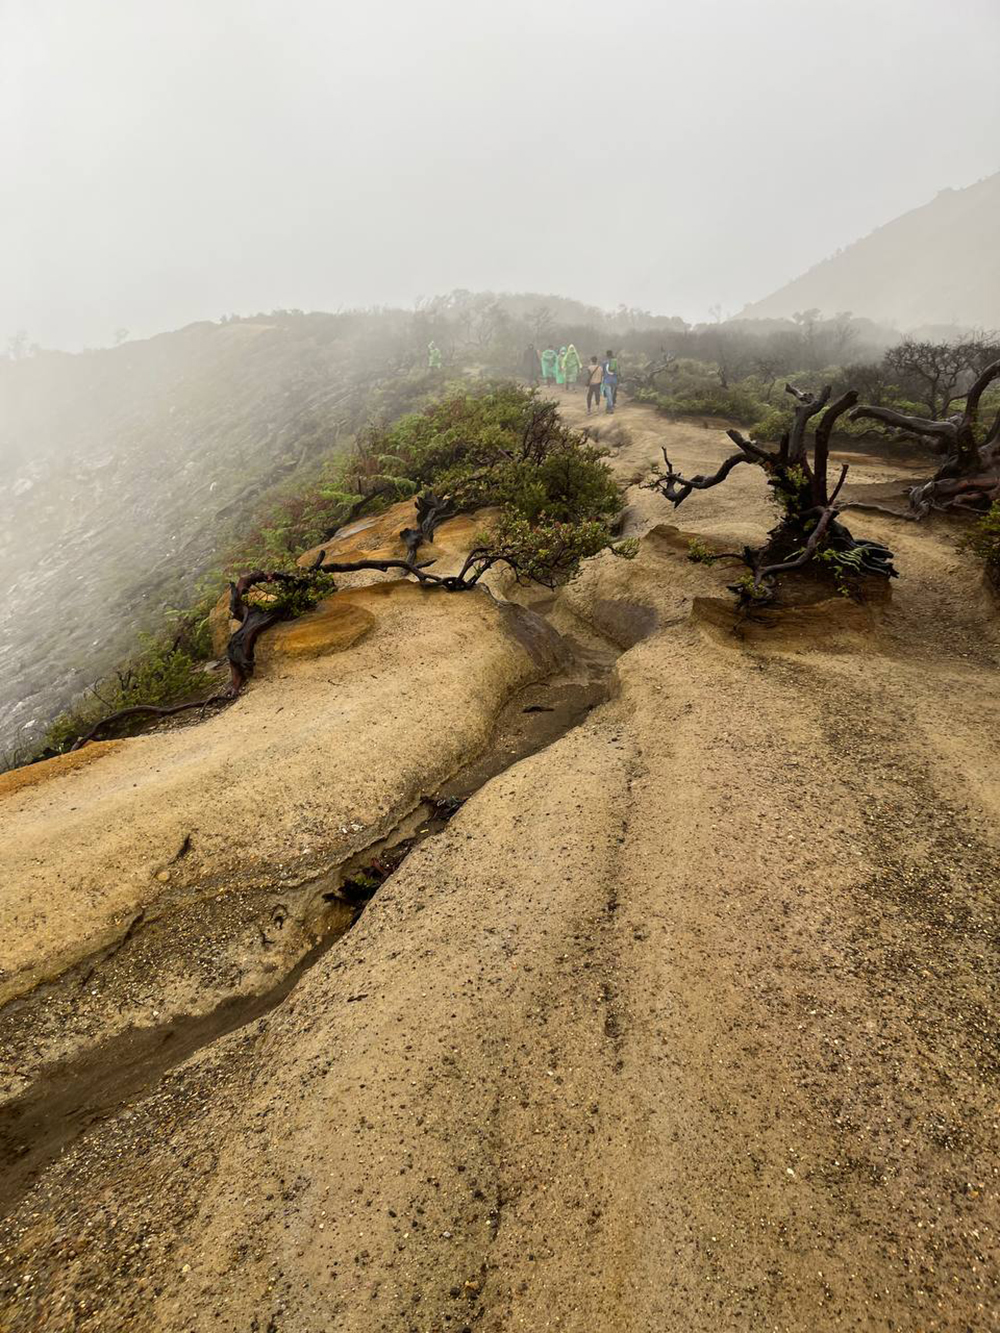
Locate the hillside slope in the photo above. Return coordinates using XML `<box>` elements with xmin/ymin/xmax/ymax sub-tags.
<box><xmin>1</xmin><ymin>401</ymin><xmax>997</xmax><ymax>1331</ymax></box>
<box><xmin>0</xmin><ymin>314</ymin><xmax>413</xmax><ymax>754</ymax></box>
<box><xmin>742</xmin><ymin>172</ymin><xmax>1000</xmax><ymax>329</ymax></box>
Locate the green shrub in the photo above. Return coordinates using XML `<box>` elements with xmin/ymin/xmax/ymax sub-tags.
<box><xmin>475</xmin><ymin>512</ymin><xmax>635</xmax><ymax>587</ymax></box>
<box><xmin>360</xmin><ymin>383</ymin><xmax>622</xmax><ymax>529</ymax></box>
<box><xmin>751</xmin><ymin>401</ymin><xmax>853</xmax><ymax>444</ymax></box>
<box><xmin>35</xmin><ymin>627</ymin><xmax>215</xmax><ymax>760</ymax></box>
<box><xmin>375</xmin><ymin>383</ymin><xmax>628</xmax><ymax>585</ymax></box>
<box><xmin>636</xmin><ymin>382</ymin><xmax>767</xmax><ymax>425</ymax></box>
<box><xmin>963</xmin><ymin>501</ymin><xmax>1000</xmax><ymax>578</ymax></box>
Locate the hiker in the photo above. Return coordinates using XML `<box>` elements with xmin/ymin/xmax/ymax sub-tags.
<box><xmin>586</xmin><ymin>356</ymin><xmax>603</xmax><ymax>413</ymax></box>
<box><xmin>540</xmin><ymin>346</ymin><xmax>558</xmax><ymax>386</ymax></box>
<box><xmin>522</xmin><ymin>344</ymin><xmax>540</xmax><ymax>384</ymax></box>
<box><xmin>555</xmin><ymin>346</ymin><xmax>567</xmax><ymax>388</ymax></box>
<box><xmin>563</xmin><ymin>344</ymin><xmax>582</xmax><ymax>391</ymax></box>
<box><xmin>602</xmin><ymin>349</ymin><xmax>619</xmax><ymax>411</ymax></box>
<box><xmin>428</xmin><ymin>340</ymin><xmax>442</xmax><ymax>370</ymax></box>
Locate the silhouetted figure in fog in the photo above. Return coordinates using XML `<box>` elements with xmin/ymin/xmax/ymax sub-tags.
<box><xmin>428</xmin><ymin>340</ymin><xmax>442</xmax><ymax>370</ymax></box>
<box><xmin>523</xmin><ymin>344</ymin><xmax>540</xmax><ymax>384</ymax></box>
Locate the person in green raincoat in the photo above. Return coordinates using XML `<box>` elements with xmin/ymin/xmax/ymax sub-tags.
<box><xmin>563</xmin><ymin>344</ymin><xmax>582</xmax><ymax>390</ymax></box>
<box><xmin>540</xmin><ymin>347</ymin><xmax>558</xmax><ymax>385</ymax></box>
<box><xmin>555</xmin><ymin>347</ymin><xmax>567</xmax><ymax>387</ymax></box>
<box><xmin>427</xmin><ymin>340</ymin><xmax>442</xmax><ymax>370</ymax></box>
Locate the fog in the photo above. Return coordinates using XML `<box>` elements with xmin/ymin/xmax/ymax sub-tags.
<box><xmin>3</xmin><ymin>0</ymin><xmax>999</xmax><ymax>350</ymax></box>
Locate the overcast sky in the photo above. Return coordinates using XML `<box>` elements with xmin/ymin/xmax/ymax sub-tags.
<box><xmin>3</xmin><ymin>0</ymin><xmax>998</xmax><ymax>350</ymax></box>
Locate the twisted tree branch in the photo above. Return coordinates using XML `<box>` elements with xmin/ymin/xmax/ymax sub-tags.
<box><xmin>848</xmin><ymin>405</ymin><xmax>959</xmax><ymax>443</ymax></box>
<box><xmin>642</xmin><ymin>448</ymin><xmax>754</xmax><ymax>506</ymax></box>
<box><xmin>812</xmin><ymin>391</ymin><xmax>859</xmax><ymax>503</ymax></box>
<box><xmin>787</xmin><ymin>384</ymin><xmax>831</xmax><ymax>463</ymax></box>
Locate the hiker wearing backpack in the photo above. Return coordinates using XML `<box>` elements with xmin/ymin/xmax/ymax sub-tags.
<box><xmin>602</xmin><ymin>349</ymin><xmax>619</xmax><ymax>413</ymax></box>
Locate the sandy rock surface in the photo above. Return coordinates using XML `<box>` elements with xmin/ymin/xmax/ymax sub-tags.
<box><xmin>0</xmin><ymin>582</ymin><xmax>563</xmax><ymax>1107</ymax></box>
<box><xmin>1</xmin><ymin>400</ymin><xmax>998</xmax><ymax>1332</ymax></box>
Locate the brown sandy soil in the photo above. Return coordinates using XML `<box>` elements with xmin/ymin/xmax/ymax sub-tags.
<box><xmin>1</xmin><ymin>396</ymin><xmax>998</xmax><ymax>1331</ymax></box>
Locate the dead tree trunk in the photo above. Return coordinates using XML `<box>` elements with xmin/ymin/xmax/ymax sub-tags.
<box><xmin>70</xmin><ymin>693</ymin><xmax>232</xmax><ymax>750</ymax></box>
<box><xmin>850</xmin><ymin>359</ymin><xmax>1000</xmax><ymax>516</ymax></box>
<box><xmin>624</xmin><ymin>353</ymin><xmax>677</xmax><ymax>394</ymax></box>
<box><xmin>643</xmin><ymin>383</ymin><xmax>897</xmax><ymax>602</ymax></box>
<box><xmin>226</xmin><ymin>572</ymin><xmax>301</xmax><ymax>693</ymax></box>
<box><xmin>399</xmin><ymin>491</ymin><xmax>458</xmax><ymax>562</ymax></box>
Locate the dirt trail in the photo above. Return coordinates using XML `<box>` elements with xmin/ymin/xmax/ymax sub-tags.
<box><xmin>1</xmin><ymin>396</ymin><xmax>998</xmax><ymax>1331</ymax></box>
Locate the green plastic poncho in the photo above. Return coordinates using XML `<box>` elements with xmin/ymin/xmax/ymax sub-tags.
<box><xmin>556</xmin><ymin>347</ymin><xmax>567</xmax><ymax>386</ymax></box>
<box><xmin>540</xmin><ymin>348</ymin><xmax>558</xmax><ymax>380</ymax></box>
<box><xmin>564</xmin><ymin>345</ymin><xmax>582</xmax><ymax>383</ymax></box>
<box><xmin>428</xmin><ymin>341</ymin><xmax>442</xmax><ymax>369</ymax></box>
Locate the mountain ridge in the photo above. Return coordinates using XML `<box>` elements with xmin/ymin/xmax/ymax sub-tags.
<box><xmin>741</xmin><ymin>172</ymin><xmax>1000</xmax><ymax>329</ymax></box>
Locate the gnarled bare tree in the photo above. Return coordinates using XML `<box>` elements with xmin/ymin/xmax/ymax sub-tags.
<box><xmin>624</xmin><ymin>351</ymin><xmax>678</xmax><ymax>394</ymax></box>
<box><xmin>883</xmin><ymin>337</ymin><xmax>1000</xmax><ymax>420</ymax></box>
<box><xmin>643</xmin><ymin>383</ymin><xmax>897</xmax><ymax>602</ymax></box>
<box><xmin>850</xmin><ymin>358</ymin><xmax>1000</xmax><ymax>516</ymax></box>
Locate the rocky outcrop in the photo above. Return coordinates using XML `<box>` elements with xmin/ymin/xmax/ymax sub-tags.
<box><xmin>0</xmin><ymin>581</ymin><xmax>567</xmax><ymax>1126</ymax></box>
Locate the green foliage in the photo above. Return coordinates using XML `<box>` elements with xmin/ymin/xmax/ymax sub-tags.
<box><xmin>749</xmin><ymin>399</ymin><xmax>924</xmax><ymax>444</ymax></box>
<box><xmin>472</xmin><ymin>512</ymin><xmax>635</xmax><ymax>588</ymax></box>
<box><xmin>963</xmin><ymin>501</ymin><xmax>1000</xmax><ymax>575</ymax></box>
<box><xmin>687</xmin><ymin>537</ymin><xmax>728</xmax><ymax>564</ymax></box>
<box><xmin>814</xmin><ymin>544</ymin><xmax>870</xmax><ymax>596</ymax></box>
<box><xmin>748</xmin><ymin>405</ymin><xmax>796</xmax><ymax>443</ymax></box>
<box><xmin>769</xmin><ymin>463</ymin><xmax>810</xmax><ymax>518</ymax></box>
<box><xmin>636</xmin><ymin>382</ymin><xmax>767</xmax><ymax>425</ymax></box>
<box><xmin>366</xmin><ymin>382</ymin><xmax>619</xmax><ymax>520</ymax></box>
<box><xmin>35</xmin><ymin>624</ymin><xmax>215</xmax><ymax>760</ymax></box>
<box><xmin>729</xmin><ymin>572</ymin><xmax>771</xmax><ymax>603</ymax></box>
<box><xmin>242</xmin><ymin>572</ymin><xmax>339</xmax><ymax>619</ymax></box>
<box><xmin>347</xmin><ymin>384</ymin><xmax>626</xmax><ymax>586</ymax></box>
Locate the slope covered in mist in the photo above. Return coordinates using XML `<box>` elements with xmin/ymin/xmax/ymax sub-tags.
<box><xmin>0</xmin><ymin>314</ymin><xmax>400</xmax><ymax>754</ymax></box>
<box><xmin>742</xmin><ymin>173</ymin><xmax>1000</xmax><ymax>329</ymax></box>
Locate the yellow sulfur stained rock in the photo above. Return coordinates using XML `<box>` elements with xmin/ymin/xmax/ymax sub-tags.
<box><xmin>0</xmin><ymin>741</ymin><xmax>123</xmax><ymax>801</ymax></box>
<box><xmin>256</xmin><ymin>598</ymin><xmax>375</xmax><ymax>664</ymax></box>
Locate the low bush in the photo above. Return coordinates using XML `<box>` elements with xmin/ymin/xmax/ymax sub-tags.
<box><xmin>635</xmin><ymin>382</ymin><xmax>767</xmax><ymax>425</ymax></box>
<box><xmin>353</xmin><ymin>383</ymin><xmax>627</xmax><ymax>586</ymax></box>
<box><xmin>34</xmin><ymin>617</ymin><xmax>216</xmax><ymax>760</ymax></box>
<box><xmin>963</xmin><ymin>501</ymin><xmax>1000</xmax><ymax>584</ymax></box>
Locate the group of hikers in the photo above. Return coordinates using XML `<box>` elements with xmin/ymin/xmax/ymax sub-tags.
<box><xmin>426</xmin><ymin>337</ymin><xmax>620</xmax><ymax>414</ymax></box>
<box><xmin>523</xmin><ymin>344</ymin><xmax>620</xmax><ymax>414</ymax></box>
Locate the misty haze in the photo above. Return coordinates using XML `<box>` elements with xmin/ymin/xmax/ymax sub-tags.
<box><xmin>2</xmin><ymin>2</ymin><xmax>999</xmax><ymax>1329</ymax></box>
